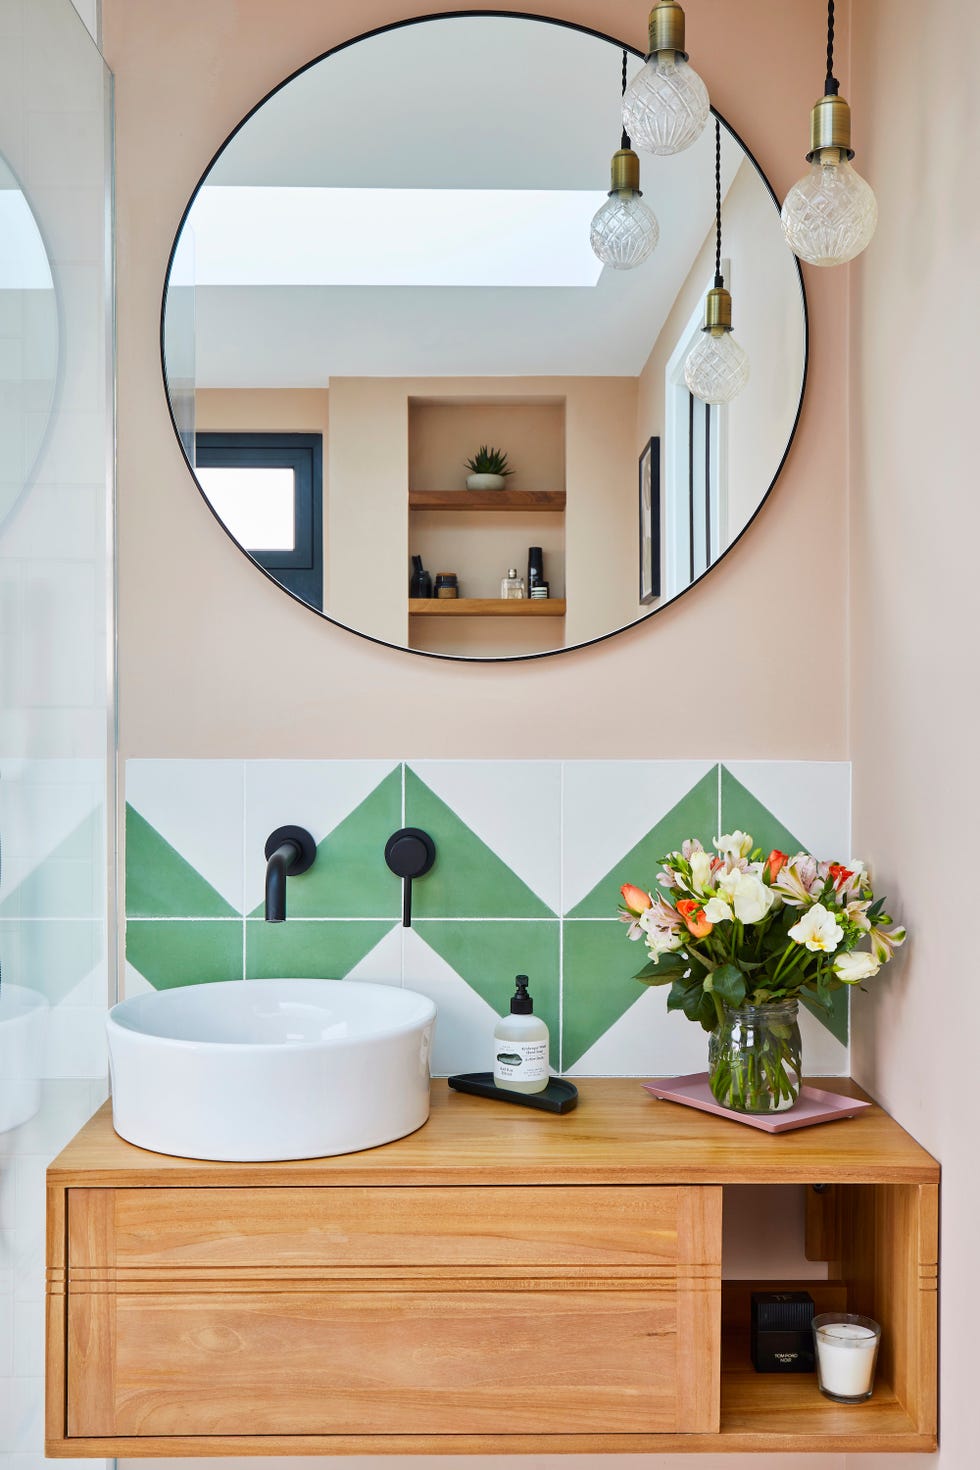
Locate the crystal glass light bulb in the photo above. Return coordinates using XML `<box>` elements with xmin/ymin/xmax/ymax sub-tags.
<box><xmin>781</xmin><ymin>154</ymin><xmax>878</xmax><ymax>266</ymax></box>
<box><xmin>622</xmin><ymin>54</ymin><xmax>710</xmax><ymax>156</ymax></box>
<box><xmin>684</xmin><ymin>329</ymin><xmax>750</xmax><ymax>405</ymax></box>
<box><xmin>590</xmin><ymin>190</ymin><xmax>659</xmax><ymax>270</ymax></box>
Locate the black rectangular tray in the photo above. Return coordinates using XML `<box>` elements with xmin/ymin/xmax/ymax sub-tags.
<box><xmin>447</xmin><ymin>1072</ymin><xmax>578</xmax><ymax>1114</ymax></box>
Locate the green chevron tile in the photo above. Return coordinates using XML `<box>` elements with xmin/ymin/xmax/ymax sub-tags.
<box><xmin>126</xmin><ymin>806</ymin><xmax>238</xmax><ymax>919</ymax></box>
<box><xmin>126</xmin><ymin>920</ymin><xmax>243</xmax><ymax>989</ymax></box>
<box><xmin>720</xmin><ymin>766</ymin><xmax>847</xmax><ymax>1045</ymax></box>
<box><xmin>246</xmin><ymin>919</ymin><xmax>397</xmax><ymax>979</ymax></box>
<box><xmin>568</xmin><ymin>766</ymin><xmax>719</xmax><ymax>919</ymax></box>
<box><xmin>247</xmin><ymin>769</ymin><xmax>402</xmax><ymax>919</ymax></box>
<box><xmin>405</xmin><ymin>769</ymin><xmax>554</xmax><ymax>919</ymax></box>
<box><xmin>562</xmin><ymin>920</ymin><xmax>650</xmax><ymax>1070</ymax></box>
<box><xmin>414</xmin><ymin>920</ymin><xmax>559</xmax><ymax>1046</ymax></box>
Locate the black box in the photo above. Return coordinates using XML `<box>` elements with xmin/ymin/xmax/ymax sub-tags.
<box><xmin>750</xmin><ymin>1291</ymin><xmax>816</xmax><ymax>1372</ymax></box>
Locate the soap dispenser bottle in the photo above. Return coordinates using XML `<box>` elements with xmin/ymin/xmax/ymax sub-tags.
<box><xmin>493</xmin><ymin>975</ymin><xmax>549</xmax><ymax>1094</ymax></box>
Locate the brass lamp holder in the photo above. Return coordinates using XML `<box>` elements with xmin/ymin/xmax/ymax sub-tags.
<box><xmin>702</xmin><ymin>283</ymin><xmax>733</xmax><ymax>337</ymax></box>
<box><xmin>609</xmin><ymin>147</ymin><xmax>642</xmax><ymax>196</ymax></box>
<box><xmin>646</xmin><ymin>0</ymin><xmax>689</xmax><ymax>61</ymax></box>
<box><xmin>806</xmin><ymin>91</ymin><xmax>856</xmax><ymax>161</ymax></box>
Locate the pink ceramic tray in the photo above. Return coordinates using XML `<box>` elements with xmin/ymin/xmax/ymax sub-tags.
<box><xmin>642</xmin><ymin>1073</ymin><xmax>871</xmax><ymax>1133</ymax></box>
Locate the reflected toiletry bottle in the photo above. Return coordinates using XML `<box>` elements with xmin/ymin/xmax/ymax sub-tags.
<box><xmin>500</xmin><ymin>568</ymin><xmax>525</xmax><ymax>599</ymax></box>
<box><xmin>410</xmin><ymin>555</ymin><xmax>432</xmax><ymax>598</ymax></box>
<box><xmin>493</xmin><ymin>975</ymin><xmax>549</xmax><ymax>1094</ymax></box>
<box><xmin>527</xmin><ymin>547</ymin><xmax>544</xmax><ymax>596</ymax></box>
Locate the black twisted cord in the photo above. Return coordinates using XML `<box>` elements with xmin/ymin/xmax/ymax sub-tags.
<box><xmin>714</xmin><ymin>119</ymin><xmax>723</xmax><ymax>289</ymax></box>
<box><xmin>825</xmin><ymin>0</ymin><xmax>840</xmax><ymax>95</ymax></box>
<box><xmin>620</xmin><ymin>48</ymin><xmax>631</xmax><ymax>151</ymax></box>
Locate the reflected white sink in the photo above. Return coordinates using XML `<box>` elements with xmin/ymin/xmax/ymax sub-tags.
<box><xmin>107</xmin><ymin>978</ymin><xmax>436</xmax><ymax>1162</ymax></box>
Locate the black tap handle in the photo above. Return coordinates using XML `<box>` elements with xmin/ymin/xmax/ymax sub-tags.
<box><xmin>384</xmin><ymin>828</ymin><xmax>436</xmax><ymax>928</ymax></box>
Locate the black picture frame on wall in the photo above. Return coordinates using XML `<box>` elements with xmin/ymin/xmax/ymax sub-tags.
<box><xmin>639</xmin><ymin>436</ymin><xmax>661</xmax><ymax>605</ymax></box>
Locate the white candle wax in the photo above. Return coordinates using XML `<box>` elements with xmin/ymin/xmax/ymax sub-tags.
<box><xmin>816</xmin><ymin>1322</ymin><xmax>878</xmax><ymax>1398</ymax></box>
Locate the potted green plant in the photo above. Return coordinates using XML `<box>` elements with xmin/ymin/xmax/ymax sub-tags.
<box><xmin>464</xmin><ymin>445</ymin><xmax>515</xmax><ymax>492</ymax></box>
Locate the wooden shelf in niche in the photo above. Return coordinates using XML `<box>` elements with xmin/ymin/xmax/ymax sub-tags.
<box><xmin>409</xmin><ymin>490</ymin><xmax>566</xmax><ymax>512</ymax></box>
<box><xmin>409</xmin><ymin>598</ymin><xmax>566</xmax><ymax>617</ymax></box>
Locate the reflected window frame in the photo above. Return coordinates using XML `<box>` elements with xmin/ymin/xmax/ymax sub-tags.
<box><xmin>195</xmin><ymin>432</ymin><xmax>323</xmax><ymax>608</ymax></box>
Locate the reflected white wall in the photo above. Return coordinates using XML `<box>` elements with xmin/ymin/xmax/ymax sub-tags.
<box><xmin>0</xmin><ymin>0</ymin><xmax>113</xmax><ymax>1464</ymax></box>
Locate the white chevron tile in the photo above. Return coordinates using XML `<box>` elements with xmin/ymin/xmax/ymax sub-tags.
<box><xmin>409</xmin><ymin>762</ymin><xmax>561</xmax><ymax>914</ymax></box>
<box><xmin>126</xmin><ymin>760</ymin><xmax>244</xmax><ymax>913</ymax></box>
<box><xmin>724</xmin><ymin>762</ymin><xmax>851</xmax><ymax>860</ymax></box>
<box><xmin>562</xmin><ymin>761</ymin><xmax>717</xmax><ymax>913</ymax></box>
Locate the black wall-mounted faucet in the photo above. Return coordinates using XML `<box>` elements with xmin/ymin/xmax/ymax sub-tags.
<box><xmin>384</xmin><ymin>828</ymin><xmax>436</xmax><ymax>927</ymax></box>
<box><xmin>264</xmin><ymin>826</ymin><xmax>317</xmax><ymax>921</ymax></box>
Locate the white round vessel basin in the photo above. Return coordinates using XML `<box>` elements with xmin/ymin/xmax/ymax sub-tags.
<box><xmin>107</xmin><ymin>978</ymin><xmax>436</xmax><ymax>1161</ymax></box>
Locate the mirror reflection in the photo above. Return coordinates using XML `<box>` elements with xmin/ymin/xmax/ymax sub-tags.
<box><xmin>1</xmin><ymin>152</ymin><xmax>58</xmax><ymax>530</ymax></box>
<box><xmin>162</xmin><ymin>15</ymin><xmax>805</xmax><ymax>660</ymax></box>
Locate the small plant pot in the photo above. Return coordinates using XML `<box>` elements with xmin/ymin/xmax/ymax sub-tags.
<box><xmin>466</xmin><ymin>473</ymin><xmax>506</xmax><ymax>492</ymax></box>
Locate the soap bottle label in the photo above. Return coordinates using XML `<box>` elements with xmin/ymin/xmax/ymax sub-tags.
<box><xmin>493</xmin><ymin>1038</ymin><xmax>548</xmax><ymax>1083</ymax></box>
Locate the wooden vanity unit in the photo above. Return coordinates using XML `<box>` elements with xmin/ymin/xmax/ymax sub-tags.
<box><xmin>46</xmin><ymin>1078</ymin><xmax>938</xmax><ymax>1457</ymax></box>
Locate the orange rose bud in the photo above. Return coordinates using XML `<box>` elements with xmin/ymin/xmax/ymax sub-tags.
<box><xmin>828</xmin><ymin>863</ymin><xmax>854</xmax><ymax>889</ymax></box>
<box><xmin>766</xmin><ymin>849</ymin><xmax>788</xmax><ymax>882</ymax></box>
<box><xmin>676</xmin><ymin>898</ymin><xmax>713</xmax><ymax>938</ymax></box>
<box><xmin>620</xmin><ymin>883</ymin><xmax>652</xmax><ymax>916</ymax></box>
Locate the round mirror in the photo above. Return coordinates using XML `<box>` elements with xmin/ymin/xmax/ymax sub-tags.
<box><xmin>162</xmin><ymin>13</ymin><xmax>806</xmax><ymax>661</ymax></box>
<box><xmin>1</xmin><ymin>150</ymin><xmax>59</xmax><ymax>530</ymax></box>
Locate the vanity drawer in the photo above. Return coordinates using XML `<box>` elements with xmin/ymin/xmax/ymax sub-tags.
<box><xmin>67</xmin><ymin>1184</ymin><xmax>716</xmax><ymax>1272</ymax></box>
<box><xmin>64</xmin><ymin>1183</ymin><xmax>720</xmax><ymax>1440</ymax></box>
<box><xmin>68</xmin><ymin>1283</ymin><xmax>717</xmax><ymax>1437</ymax></box>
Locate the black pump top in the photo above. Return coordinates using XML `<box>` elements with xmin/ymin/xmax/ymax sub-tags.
<box><xmin>510</xmin><ymin>975</ymin><xmax>533</xmax><ymax>1014</ymax></box>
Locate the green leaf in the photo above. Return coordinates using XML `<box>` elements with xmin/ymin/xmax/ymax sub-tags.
<box><xmin>711</xmin><ymin>963</ymin><xmax>747</xmax><ymax>1007</ymax></box>
<box><xmin>681</xmin><ymin>983</ymin><xmax>709</xmax><ymax>1023</ymax></box>
<box><xmin>667</xmin><ymin>977</ymin><xmax>701</xmax><ymax>1013</ymax></box>
<box><xmin>634</xmin><ymin>953</ymin><xmax>689</xmax><ymax>984</ymax></box>
<box><xmin>698</xmin><ymin>992</ymin><xmax>718</xmax><ymax>1031</ymax></box>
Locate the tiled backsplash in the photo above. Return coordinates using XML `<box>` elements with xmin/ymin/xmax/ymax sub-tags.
<box><xmin>125</xmin><ymin>760</ymin><xmax>851</xmax><ymax>1077</ymax></box>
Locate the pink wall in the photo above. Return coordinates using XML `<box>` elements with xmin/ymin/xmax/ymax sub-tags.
<box><xmin>107</xmin><ymin>0</ymin><xmax>848</xmax><ymax>761</ymax></box>
<box><xmin>848</xmin><ymin>1</ymin><xmax>979</xmax><ymax>1464</ymax></box>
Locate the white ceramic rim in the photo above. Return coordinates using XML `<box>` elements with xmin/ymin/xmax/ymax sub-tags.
<box><xmin>107</xmin><ymin>977</ymin><xmax>436</xmax><ymax>1052</ymax></box>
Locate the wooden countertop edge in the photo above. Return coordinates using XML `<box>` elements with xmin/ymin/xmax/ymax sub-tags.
<box><xmin>45</xmin><ymin>1431</ymin><xmax>937</xmax><ymax>1457</ymax></box>
<box><xmin>46</xmin><ymin>1078</ymin><xmax>940</xmax><ymax>1188</ymax></box>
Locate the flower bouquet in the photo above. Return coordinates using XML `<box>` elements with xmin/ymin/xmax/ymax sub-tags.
<box><xmin>619</xmin><ymin>833</ymin><xmax>906</xmax><ymax>1114</ymax></box>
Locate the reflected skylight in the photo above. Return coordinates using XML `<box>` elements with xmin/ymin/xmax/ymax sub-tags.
<box><xmin>188</xmin><ymin>186</ymin><xmax>607</xmax><ymax>288</ymax></box>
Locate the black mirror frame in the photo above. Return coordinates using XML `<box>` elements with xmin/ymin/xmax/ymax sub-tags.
<box><xmin>160</xmin><ymin>9</ymin><xmax>808</xmax><ymax>665</ymax></box>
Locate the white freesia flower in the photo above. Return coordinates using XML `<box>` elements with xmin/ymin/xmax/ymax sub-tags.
<box><xmin>688</xmin><ymin>849</ymin><xmax>715</xmax><ymax>895</ymax></box>
<box><xmin>703</xmin><ymin>896</ymin><xmax>733</xmax><ymax>924</ymax></box>
<box><xmin>833</xmin><ymin>950</ymin><xmax>880</xmax><ymax>982</ymax></box>
<box><xmin>715</xmin><ymin>831</ymin><xmax>753</xmax><ymax>863</ymax></box>
<box><xmin>788</xmin><ymin>902</ymin><xmax>845</xmax><ymax>953</ymax></box>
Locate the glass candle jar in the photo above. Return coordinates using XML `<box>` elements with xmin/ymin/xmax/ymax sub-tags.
<box><xmin>812</xmin><ymin>1313</ymin><xmax>881</xmax><ymax>1403</ymax></box>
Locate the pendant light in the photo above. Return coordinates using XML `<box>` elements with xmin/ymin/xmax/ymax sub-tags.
<box><xmin>622</xmin><ymin>1</ymin><xmax>709</xmax><ymax>157</ymax></box>
<box><xmin>684</xmin><ymin>120</ymin><xmax>749</xmax><ymax>405</ymax></box>
<box><xmin>590</xmin><ymin>50</ymin><xmax>660</xmax><ymax>270</ymax></box>
<box><xmin>781</xmin><ymin>0</ymin><xmax>877</xmax><ymax>267</ymax></box>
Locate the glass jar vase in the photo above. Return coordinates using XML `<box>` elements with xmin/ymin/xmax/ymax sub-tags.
<box><xmin>708</xmin><ymin>999</ymin><xmax>802</xmax><ymax>1114</ymax></box>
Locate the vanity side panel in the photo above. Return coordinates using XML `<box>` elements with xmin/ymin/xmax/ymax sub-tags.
<box><xmin>675</xmin><ymin>1185</ymin><xmax>722</xmax><ymax>1431</ymax></box>
<box><xmin>45</xmin><ymin>1183</ymin><xmax>69</xmax><ymax>1450</ymax></box>
<box><xmin>837</xmin><ymin>1182</ymin><xmax>938</xmax><ymax>1440</ymax></box>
